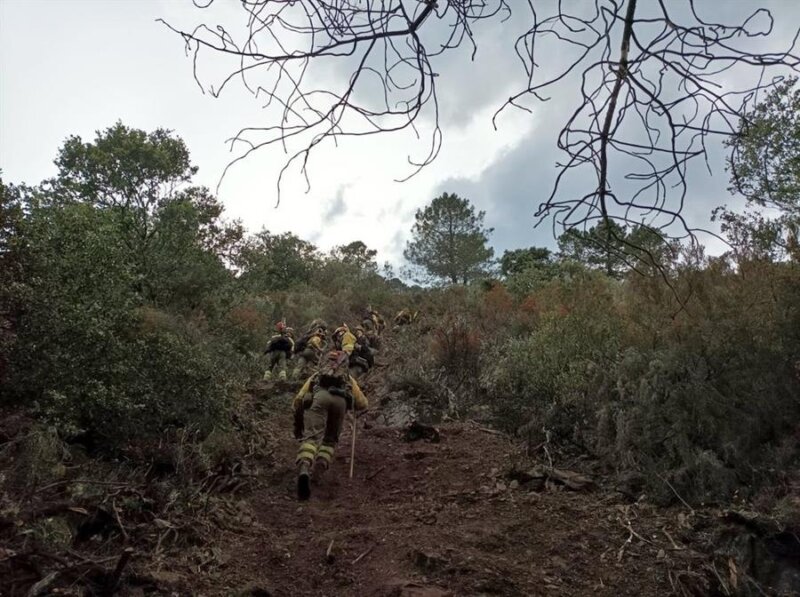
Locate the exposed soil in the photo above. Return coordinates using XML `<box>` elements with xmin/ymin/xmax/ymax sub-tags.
<box><xmin>4</xmin><ymin>347</ymin><xmax>798</xmax><ymax>595</ymax></box>
<box><xmin>175</xmin><ymin>397</ymin><xmax>697</xmax><ymax>597</ymax></box>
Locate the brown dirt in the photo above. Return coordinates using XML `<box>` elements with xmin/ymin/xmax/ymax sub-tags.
<box><xmin>182</xmin><ymin>407</ymin><xmax>694</xmax><ymax>597</ymax></box>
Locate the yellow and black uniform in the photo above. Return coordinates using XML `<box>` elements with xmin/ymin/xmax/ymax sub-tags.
<box><xmin>351</xmin><ymin>326</ymin><xmax>374</xmax><ymax>374</ymax></box>
<box><xmin>361</xmin><ymin>309</ymin><xmax>385</xmax><ymax>335</ymax></box>
<box><xmin>291</xmin><ymin>331</ymin><xmax>326</xmax><ymax>380</ymax></box>
<box><xmin>333</xmin><ymin>325</ymin><xmax>358</xmax><ymax>356</ymax></box>
<box><xmin>394</xmin><ymin>308</ymin><xmax>415</xmax><ymax>326</ymax></box>
<box><xmin>293</xmin><ymin>365</ymin><xmax>368</xmax><ymax>500</ymax></box>
<box><xmin>263</xmin><ymin>331</ymin><xmax>294</xmax><ymax>381</ymax></box>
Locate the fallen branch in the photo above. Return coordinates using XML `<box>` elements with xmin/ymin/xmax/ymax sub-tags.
<box><xmin>662</xmin><ymin>529</ymin><xmax>685</xmax><ymax>551</ymax></box>
<box><xmin>467</xmin><ymin>420</ymin><xmax>504</xmax><ymax>436</ymax></box>
<box><xmin>366</xmin><ymin>465</ymin><xmax>387</xmax><ymax>481</ymax></box>
<box><xmin>325</xmin><ymin>540</ymin><xmax>335</xmax><ymax>564</ymax></box>
<box><xmin>108</xmin><ymin>548</ymin><xmax>134</xmax><ymax>594</ymax></box>
<box><xmin>656</xmin><ymin>473</ymin><xmax>695</xmax><ymax>514</ymax></box>
<box><xmin>34</xmin><ymin>479</ymin><xmax>139</xmax><ymax>494</ymax></box>
<box><xmin>26</xmin><ymin>571</ymin><xmax>59</xmax><ymax>597</ymax></box>
<box><xmin>617</xmin><ymin>529</ymin><xmax>633</xmax><ymax>562</ymax></box>
<box><xmin>111</xmin><ymin>499</ymin><xmax>129</xmax><ymax>544</ymax></box>
<box><xmin>352</xmin><ymin>544</ymin><xmax>376</xmax><ymax>565</ymax></box>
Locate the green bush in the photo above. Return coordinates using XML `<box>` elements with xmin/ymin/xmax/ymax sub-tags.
<box><xmin>484</xmin><ymin>262</ymin><xmax>800</xmax><ymax>504</ymax></box>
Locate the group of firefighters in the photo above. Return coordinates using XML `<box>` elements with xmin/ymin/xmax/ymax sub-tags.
<box><xmin>262</xmin><ymin>307</ymin><xmax>416</xmax><ymax>500</ymax></box>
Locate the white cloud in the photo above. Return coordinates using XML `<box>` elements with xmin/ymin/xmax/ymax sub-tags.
<box><xmin>2</xmin><ymin>0</ymin><xmax>799</xmax><ymax>268</ymax></box>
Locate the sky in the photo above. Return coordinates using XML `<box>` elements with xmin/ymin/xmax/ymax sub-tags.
<box><xmin>2</xmin><ymin>0</ymin><xmax>799</xmax><ymax>268</ymax></box>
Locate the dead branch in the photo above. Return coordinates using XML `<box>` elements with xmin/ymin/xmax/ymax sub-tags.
<box><xmin>26</xmin><ymin>571</ymin><xmax>59</xmax><ymax>597</ymax></box>
<box><xmin>352</xmin><ymin>543</ymin><xmax>376</xmax><ymax>565</ymax></box>
<box><xmin>161</xmin><ymin>0</ymin><xmax>800</xmax><ymax>260</ymax></box>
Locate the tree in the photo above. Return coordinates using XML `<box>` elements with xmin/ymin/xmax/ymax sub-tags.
<box><xmin>501</xmin><ymin>247</ymin><xmax>571</xmax><ymax>296</ymax></box>
<box><xmin>4</xmin><ymin>129</ymin><xmax>243</xmax><ymax>447</ymax></box>
<box><xmin>330</xmin><ymin>241</ymin><xmax>378</xmax><ymax>274</ymax></box>
<box><xmin>727</xmin><ymin>78</ymin><xmax>800</xmax><ymax>214</ymax></box>
<box><xmin>558</xmin><ymin>221</ymin><xmax>672</xmax><ymax>278</ymax></box>
<box><xmin>500</xmin><ymin>247</ymin><xmax>552</xmax><ymax>278</ymax></box>
<box><xmin>0</xmin><ymin>177</ymin><xmax>26</xmax><ymax>385</ymax></box>
<box><xmin>164</xmin><ymin>1</ymin><xmax>800</xmax><ymax>252</ymax></box>
<box><xmin>558</xmin><ymin>220</ymin><xmax>630</xmax><ymax>278</ymax></box>
<box><xmin>52</xmin><ymin>122</ymin><xmax>195</xmax><ymax>238</ymax></box>
<box><xmin>237</xmin><ymin>230</ymin><xmax>320</xmax><ymax>291</ymax></box>
<box><xmin>49</xmin><ymin>123</ymin><xmax>242</xmax><ymax>304</ymax></box>
<box><xmin>404</xmin><ymin>193</ymin><xmax>494</xmax><ymax>285</ymax></box>
<box><xmin>719</xmin><ymin>79</ymin><xmax>800</xmax><ymax>262</ymax></box>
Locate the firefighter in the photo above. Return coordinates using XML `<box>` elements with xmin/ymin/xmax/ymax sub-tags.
<box><xmin>291</xmin><ymin>326</ymin><xmax>327</xmax><ymax>380</ymax></box>
<box><xmin>263</xmin><ymin>321</ymin><xmax>294</xmax><ymax>381</ymax></box>
<box><xmin>293</xmin><ymin>350</ymin><xmax>368</xmax><ymax>500</ymax></box>
<box><xmin>332</xmin><ymin>324</ymin><xmax>357</xmax><ymax>356</ymax></box>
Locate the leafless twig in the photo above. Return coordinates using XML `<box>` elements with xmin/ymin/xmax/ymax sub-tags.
<box><xmin>162</xmin><ymin>1</ymin><xmax>800</xmax><ymax>253</ymax></box>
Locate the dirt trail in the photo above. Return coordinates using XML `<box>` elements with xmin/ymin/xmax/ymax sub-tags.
<box><xmin>193</xmin><ymin>401</ymin><xmax>683</xmax><ymax>597</ymax></box>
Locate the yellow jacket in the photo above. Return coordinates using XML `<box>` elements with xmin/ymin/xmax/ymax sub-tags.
<box><xmin>340</xmin><ymin>331</ymin><xmax>357</xmax><ymax>355</ymax></box>
<box><xmin>307</xmin><ymin>334</ymin><xmax>324</xmax><ymax>351</ymax></box>
<box><xmin>292</xmin><ymin>374</ymin><xmax>368</xmax><ymax>411</ymax></box>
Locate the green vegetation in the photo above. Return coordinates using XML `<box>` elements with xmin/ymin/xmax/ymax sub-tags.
<box><xmin>404</xmin><ymin>192</ymin><xmax>495</xmax><ymax>285</ymax></box>
<box><xmin>0</xmin><ymin>123</ymin><xmax>399</xmax><ymax>452</ymax></box>
<box><xmin>2</xmin><ymin>81</ymin><xmax>799</xmax><ymax>510</ymax></box>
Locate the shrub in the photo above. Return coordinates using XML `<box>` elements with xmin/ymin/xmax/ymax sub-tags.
<box><xmin>485</xmin><ymin>261</ymin><xmax>800</xmax><ymax>504</ymax></box>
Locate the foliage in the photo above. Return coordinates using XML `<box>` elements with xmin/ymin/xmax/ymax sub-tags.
<box><xmin>557</xmin><ymin>220</ymin><xmax>673</xmax><ymax>278</ymax></box>
<box><xmin>5</xmin><ymin>119</ymin><xmax>800</xmax><ymax>513</ymax></box>
<box><xmin>727</xmin><ymin>78</ymin><xmax>800</xmax><ymax>213</ymax></box>
<box><xmin>499</xmin><ymin>247</ymin><xmax>552</xmax><ymax>277</ymax></box>
<box><xmin>482</xmin><ymin>261</ymin><xmax>800</xmax><ymax>504</ymax></box>
<box><xmin>404</xmin><ymin>192</ymin><xmax>494</xmax><ymax>285</ymax></box>
<box><xmin>330</xmin><ymin>240</ymin><xmax>378</xmax><ymax>274</ymax></box>
<box><xmin>3</xmin><ymin>126</ymin><xmax>250</xmax><ymax>451</ymax></box>
<box><xmin>53</xmin><ymin>121</ymin><xmax>195</xmax><ymax>212</ymax></box>
<box><xmin>0</xmin><ymin>177</ymin><xmax>26</xmax><ymax>384</ymax></box>
<box><xmin>237</xmin><ymin>230</ymin><xmax>320</xmax><ymax>292</ymax></box>
<box><xmin>720</xmin><ymin>79</ymin><xmax>800</xmax><ymax>262</ymax></box>
<box><xmin>4</xmin><ymin>199</ymin><xmax>239</xmax><ymax>448</ymax></box>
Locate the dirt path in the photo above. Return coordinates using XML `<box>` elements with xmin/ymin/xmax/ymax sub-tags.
<box><xmin>194</xmin><ymin>409</ymin><xmax>680</xmax><ymax>597</ymax></box>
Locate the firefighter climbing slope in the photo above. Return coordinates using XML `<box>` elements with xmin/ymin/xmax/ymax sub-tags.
<box><xmin>332</xmin><ymin>324</ymin><xmax>357</xmax><ymax>356</ymax></box>
<box><xmin>292</xmin><ymin>325</ymin><xmax>327</xmax><ymax>380</ymax></box>
<box><xmin>263</xmin><ymin>322</ymin><xmax>294</xmax><ymax>381</ymax></box>
<box><xmin>292</xmin><ymin>350</ymin><xmax>368</xmax><ymax>501</ymax></box>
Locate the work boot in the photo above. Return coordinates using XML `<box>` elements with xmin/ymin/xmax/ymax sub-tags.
<box><xmin>297</xmin><ymin>462</ymin><xmax>311</xmax><ymax>501</ymax></box>
<box><xmin>278</xmin><ymin>370</ymin><xmax>287</xmax><ymax>381</ymax></box>
<box><xmin>263</xmin><ymin>370</ymin><xmax>273</xmax><ymax>381</ymax></box>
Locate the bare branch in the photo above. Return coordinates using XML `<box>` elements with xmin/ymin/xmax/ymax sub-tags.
<box><xmin>161</xmin><ymin>0</ymin><xmax>800</xmax><ymax>253</ymax></box>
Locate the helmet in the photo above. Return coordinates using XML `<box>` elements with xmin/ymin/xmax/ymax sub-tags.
<box><xmin>333</xmin><ymin>324</ymin><xmax>349</xmax><ymax>337</ymax></box>
<box><xmin>308</xmin><ymin>318</ymin><xmax>327</xmax><ymax>331</ymax></box>
<box><xmin>276</xmin><ymin>321</ymin><xmax>287</xmax><ymax>333</ymax></box>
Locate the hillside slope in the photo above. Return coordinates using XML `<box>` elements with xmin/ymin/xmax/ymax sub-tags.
<box><xmin>196</xmin><ymin>406</ymin><xmax>685</xmax><ymax>596</ymax></box>
<box><xmin>3</xmin><ymin>332</ymin><xmax>798</xmax><ymax>596</ymax></box>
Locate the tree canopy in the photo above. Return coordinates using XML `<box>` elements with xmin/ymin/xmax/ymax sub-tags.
<box><xmin>499</xmin><ymin>247</ymin><xmax>552</xmax><ymax>278</ymax></box>
<box><xmin>404</xmin><ymin>193</ymin><xmax>494</xmax><ymax>285</ymax></box>
<box><xmin>718</xmin><ymin>79</ymin><xmax>800</xmax><ymax>262</ymax></box>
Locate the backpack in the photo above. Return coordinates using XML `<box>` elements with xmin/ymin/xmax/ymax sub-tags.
<box><xmin>315</xmin><ymin>350</ymin><xmax>350</xmax><ymax>390</ymax></box>
<box><xmin>294</xmin><ymin>332</ymin><xmax>312</xmax><ymax>354</ymax></box>
<box><xmin>267</xmin><ymin>334</ymin><xmax>293</xmax><ymax>355</ymax></box>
